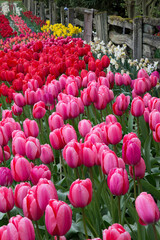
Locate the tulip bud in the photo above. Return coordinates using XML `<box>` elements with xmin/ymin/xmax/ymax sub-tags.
<box><xmin>103</xmin><ymin>223</ymin><xmax>131</xmax><ymax>240</ymax></box>
<box><xmin>45</xmin><ymin>199</ymin><xmax>72</xmax><ymax>236</ymax></box>
<box><xmin>68</xmin><ymin>178</ymin><xmax>92</xmax><ymax>208</ymax></box>
<box><xmin>15</xmin><ymin>182</ymin><xmax>31</xmax><ymax>209</ymax></box>
<box><xmin>0</xmin><ymin>187</ymin><xmax>14</xmax><ymax>213</ymax></box>
<box><xmin>107</xmin><ymin>168</ymin><xmax>129</xmax><ymax>196</ymax></box>
<box><xmin>135</xmin><ymin>192</ymin><xmax>160</xmax><ymax>225</ymax></box>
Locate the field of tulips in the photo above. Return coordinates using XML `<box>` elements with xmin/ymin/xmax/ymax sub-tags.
<box><xmin>0</xmin><ymin>1</ymin><xmax>160</xmax><ymax>240</ymax></box>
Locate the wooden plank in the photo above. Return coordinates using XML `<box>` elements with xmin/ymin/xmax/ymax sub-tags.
<box><xmin>133</xmin><ymin>17</ymin><xmax>143</xmax><ymax>60</ymax></box>
<box><xmin>60</xmin><ymin>6</ymin><xmax>64</xmax><ymax>25</ymax></box>
<box><xmin>108</xmin><ymin>16</ymin><xmax>133</xmax><ymax>30</ymax></box>
<box><xmin>109</xmin><ymin>30</ymin><xmax>133</xmax><ymax>49</ymax></box>
<box><xmin>74</xmin><ymin>18</ymin><xmax>84</xmax><ymax>27</ymax></box>
<box><xmin>143</xmin><ymin>33</ymin><xmax>160</xmax><ymax>48</ymax></box>
<box><xmin>68</xmin><ymin>8</ymin><xmax>74</xmax><ymax>25</ymax></box>
<box><xmin>84</xmin><ymin>9</ymin><xmax>93</xmax><ymax>42</ymax></box>
<box><xmin>143</xmin><ymin>17</ymin><xmax>160</xmax><ymax>26</ymax></box>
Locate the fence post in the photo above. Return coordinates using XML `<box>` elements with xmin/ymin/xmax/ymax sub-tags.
<box><xmin>30</xmin><ymin>0</ymin><xmax>35</xmax><ymax>14</ymax></box>
<box><xmin>84</xmin><ymin>9</ymin><xmax>93</xmax><ymax>43</ymax></box>
<box><xmin>95</xmin><ymin>11</ymin><xmax>108</xmax><ymax>44</ymax></box>
<box><xmin>24</xmin><ymin>0</ymin><xmax>28</xmax><ymax>10</ymax></box>
<box><xmin>60</xmin><ymin>6</ymin><xmax>65</xmax><ymax>25</ymax></box>
<box><xmin>67</xmin><ymin>8</ymin><xmax>74</xmax><ymax>25</ymax></box>
<box><xmin>39</xmin><ymin>2</ymin><xmax>46</xmax><ymax>21</ymax></box>
<box><xmin>133</xmin><ymin>17</ymin><xmax>143</xmax><ymax>60</ymax></box>
<box><xmin>49</xmin><ymin>1</ymin><xmax>57</xmax><ymax>24</ymax></box>
<box><xmin>34</xmin><ymin>1</ymin><xmax>37</xmax><ymax>15</ymax></box>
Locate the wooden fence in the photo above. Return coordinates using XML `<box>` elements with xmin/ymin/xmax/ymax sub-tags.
<box><xmin>23</xmin><ymin>1</ymin><xmax>160</xmax><ymax>62</ymax></box>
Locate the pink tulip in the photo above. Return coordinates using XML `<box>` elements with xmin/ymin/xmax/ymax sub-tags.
<box><xmin>131</xmin><ymin>96</ymin><xmax>145</xmax><ymax>117</ymax></box>
<box><xmin>87</xmin><ymin>81</ymin><xmax>99</xmax><ymax>103</ymax></box>
<box><xmin>106</xmin><ymin>122</ymin><xmax>122</xmax><ymax>145</ymax></box>
<box><xmin>101</xmin><ymin>149</ymin><xmax>119</xmax><ymax>175</ymax></box>
<box><xmin>94</xmin><ymin>143</ymin><xmax>109</xmax><ymax>165</ymax></box>
<box><xmin>143</xmin><ymin>107</ymin><xmax>150</xmax><ymax>123</ymax></box>
<box><xmin>135</xmin><ymin>192</ymin><xmax>160</xmax><ymax>225</ymax></box>
<box><xmin>103</xmin><ymin>223</ymin><xmax>131</xmax><ymax>240</ymax></box>
<box><xmin>115</xmin><ymin>93</ymin><xmax>130</xmax><ymax>111</ymax></box>
<box><xmin>149</xmin><ymin>110</ymin><xmax>160</xmax><ymax>131</ymax></box>
<box><xmin>12</xmin><ymin>133</ymin><xmax>26</xmax><ymax>156</ymax></box>
<box><xmin>115</xmin><ymin>73</ymin><xmax>124</xmax><ymax>86</ymax></box>
<box><xmin>40</xmin><ymin>144</ymin><xmax>54</xmax><ymax>164</ymax></box>
<box><xmin>15</xmin><ymin>182</ymin><xmax>31</xmax><ymax>209</ymax></box>
<box><xmin>56</xmin><ymin>100</ymin><xmax>68</xmax><ymax>120</ymax></box>
<box><xmin>122</xmin><ymin>138</ymin><xmax>141</xmax><ymax>166</ymax></box>
<box><xmin>105</xmin><ymin>114</ymin><xmax>117</xmax><ymax>125</ymax></box>
<box><xmin>68</xmin><ymin>178</ymin><xmax>92</xmax><ymax>208</ymax></box>
<box><xmin>45</xmin><ymin>199</ymin><xmax>72</xmax><ymax>236</ymax></box>
<box><xmin>137</xmin><ymin>69</ymin><xmax>149</xmax><ymax>78</ymax></box>
<box><xmin>78</xmin><ymin>119</ymin><xmax>92</xmax><ymax>137</ymax></box>
<box><xmin>65</xmin><ymin>80</ymin><xmax>79</xmax><ymax>96</ymax></box>
<box><xmin>118</xmin><ymin>158</ymin><xmax>125</xmax><ymax>169</ymax></box>
<box><xmin>0</xmin><ymin>167</ymin><xmax>13</xmax><ymax>186</ymax></box>
<box><xmin>49</xmin><ymin>128</ymin><xmax>65</xmax><ymax>150</ymax></box>
<box><xmin>112</xmin><ymin>102</ymin><xmax>124</xmax><ymax>116</ymax></box>
<box><xmin>63</xmin><ymin>140</ymin><xmax>82</xmax><ymax>168</ymax></box>
<box><xmin>0</xmin><ymin>187</ymin><xmax>14</xmax><ymax>213</ymax></box>
<box><xmin>107</xmin><ymin>168</ymin><xmax>129</xmax><ymax>196</ymax></box>
<box><xmin>106</xmin><ymin>71</ymin><xmax>114</xmax><ymax>89</ymax></box>
<box><xmin>11</xmin><ymin>103</ymin><xmax>23</xmax><ymax>116</ymax></box>
<box><xmin>35</xmin><ymin>178</ymin><xmax>58</xmax><ymax>211</ymax></box>
<box><xmin>143</xmin><ymin>93</ymin><xmax>152</xmax><ymax>107</ymax></box>
<box><xmin>24</xmin><ymin>88</ymin><xmax>37</xmax><ymax>105</ymax></box>
<box><xmin>11</xmin><ymin>154</ymin><xmax>32</xmax><ymax>182</ymax></box>
<box><xmin>30</xmin><ymin>164</ymin><xmax>51</xmax><ymax>185</ymax></box>
<box><xmin>0</xmin><ymin>225</ymin><xmax>8</xmax><ymax>239</ymax></box>
<box><xmin>8</xmin><ymin>215</ymin><xmax>35</xmax><ymax>240</ymax></box>
<box><xmin>25</xmin><ymin>136</ymin><xmax>41</xmax><ymax>160</ymax></box>
<box><xmin>134</xmin><ymin>78</ymin><xmax>147</xmax><ymax>95</ymax></box>
<box><xmin>13</xmin><ymin>93</ymin><xmax>26</xmax><ymax>107</ymax></box>
<box><xmin>123</xmin><ymin>73</ymin><xmax>131</xmax><ymax>86</ymax></box>
<box><xmin>82</xmin><ymin>141</ymin><xmax>97</xmax><ymax>167</ymax></box>
<box><xmin>33</xmin><ymin>101</ymin><xmax>46</xmax><ymax>119</ymax></box>
<box><xmin>0</xmin><ymin>126</ymin><xmax>9</xmax><ymax>146</ymax></box>
<box><xmin>61</xmin><ymin>124</ymin><xmax>77</xmax><ymax>145</ymax></box>
<box><xmin>2</xmin><ymin>110</ymin><xmax>12</xmax><ymax>119</ymax></box>
<box><xmin>23</xmin><ymin>118</ymin><xmax>39</xmax><ymax>138</ymax></box>
<box><xmin>48</xmin><ymin>112</ymin><xmax>64</xmax><ymax>131</ymax></box>
<box><xmin>23</xmin><ymin>186</ymin><xmax>44</xmax><ymax>221</ymax></box>
<box><xmin>129</xmin><ymin>157</ymin><xmax>146</xmax><ymax>179</ymax></box>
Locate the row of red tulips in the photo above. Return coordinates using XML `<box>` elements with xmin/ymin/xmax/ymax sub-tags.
<box><xmin>0</xmin><ymin>14</ymin><xmax>17</xmax><ymax>38</ymax></box>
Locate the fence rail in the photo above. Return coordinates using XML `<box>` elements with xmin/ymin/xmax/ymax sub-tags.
<box><xmin>23</xmin><ymin>0</ymin><xmax>160</xmax><ymax>61</ymax></box>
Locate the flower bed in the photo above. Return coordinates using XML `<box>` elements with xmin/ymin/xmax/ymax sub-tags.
<box><xmin>0</xmin><ymin>32</ymin><xmax>160</xmax><ymax>240</ymax></box>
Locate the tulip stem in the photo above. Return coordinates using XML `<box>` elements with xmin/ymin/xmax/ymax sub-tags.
<box><xmin>136</xmin><ymin>117</ymin><xmax>140</xmax><ymax>139</ymax></box>
<box><xmin>118</xmin><ymin>196</ymin><xmax>121</xmax><ymax>224</ymax></box>
<box><xmin>133</xmin><ymin>166</ymin><xmax>137</xmax><ymax>200</ymax></box>
<box><xmin>113</xmin><ymin>145</ymin><xmax>117</xmax><ymax>155</ymax></box>
<box><xmin>59</xmin><ymin>150</ymin><xmax>63</xmax><ymax>180</ymax></box>
<box><xmin>35</xmin><ymin>221</ymin><xmax>42</xmax><ymax>240</ymax></box>
<box><xmin>2</xmin><ymin>147</ymin><xmax>6</xmax><ymax>167</ymax></box>
<box><xmin>152</xmin><ymin>224</ymin><xmax>158</xmax><ymax>240</ymax></box>
<box><xmin>57</xmin><ymin>236</ymin><xmax>60</xmax><ymax>240</ymax></box>
<box><xmin>6</xmin><ymin>211</ymin><xmax>10</xmax><ymax>221</ymax></box>
<box><xmin>82</xmin><ymin>208</ymin><xmax>88</xmax><ymax>239</ymax></box>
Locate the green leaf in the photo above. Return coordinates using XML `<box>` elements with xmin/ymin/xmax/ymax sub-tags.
<box><xmin>141</xmin><ymin>179</ymin><xmax>160</xmax><ymax>200</ymax></box>
<box><xmin>128</xmin><ymin>113</ymin><xmax>134</xmax><ymax>132</ymax></box>
<box><xmin>144</xmin><ymin>133</ymin><xmax>152</xmax><ymax>174</ymax></box>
